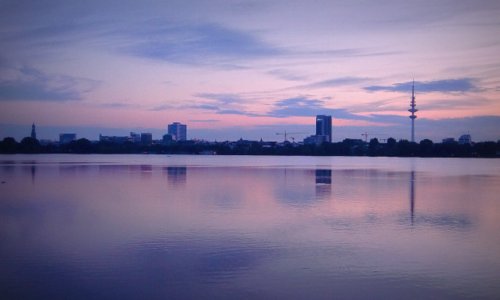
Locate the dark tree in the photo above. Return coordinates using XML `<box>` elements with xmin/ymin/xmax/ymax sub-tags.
<box><xmin>398</xmin><ymin>139</ymin><xmax>418</xmax><ymax>156</ymax></box>
<box><xmin>368</xmin><ymin>138</ymin><xmax>380</xmax><ymax>156</ymax></box>
<box><xmin>19</xmin><ymin>137</ymin><xmax>41</xmax><ymax>153</ymax></box>
<box><xmin>419</xmin><ymin>139</ymin><xmax>434</xmax><ymax>157</ymax></box>
<box><xmin>0</xmin><ymin>137</ymin><xmax>18</xmax><ymax>153</ymax></box>
<box><xmin>473</xmin><ymin>142</ymin><xmax>497</xmax><ymax>157</ymax></box>
<box><xmin>69</xmin><ymin>138</ymin><xmax>93</xmax><ymax>153</ymax></box>
<box><xmin>385</xmin><ymin>137</ymin><xmax>397</xmax><ymax>156</ymax></box>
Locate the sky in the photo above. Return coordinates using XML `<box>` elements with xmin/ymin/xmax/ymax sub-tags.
<box><xmin>1</xmin><ymin>0</ymin><xmax>499</xmax><ymax>142</ymax></box>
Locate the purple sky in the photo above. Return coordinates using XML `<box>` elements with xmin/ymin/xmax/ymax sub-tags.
<box><xmin>1</xmin><ymin>0</ymin><xmax>499</xmax><ymax>142</ymax></box>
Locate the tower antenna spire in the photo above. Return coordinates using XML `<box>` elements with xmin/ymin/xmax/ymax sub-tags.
<box><xmin>408</xmin><ymin>80</ymin><xmax>418</xmax><ymax>142</ymax></box>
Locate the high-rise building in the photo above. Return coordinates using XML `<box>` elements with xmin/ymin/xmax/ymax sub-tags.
<box><xmin>167</xmin><ymin>122</ymin><xmax>187</xmax><ymax>141</ymax></box>
<box><xmin>315</xmin><ymin>115</ymin><xmax>332</xmax><ymax>142</ymax></box>
<box><xmin>31</xmin><ymin>123</ymin><xmax>37</xmax><ymax>139</ymax></box>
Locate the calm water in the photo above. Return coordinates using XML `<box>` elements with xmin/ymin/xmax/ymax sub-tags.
<box><xmin>1</xmin><ymin>154</ymin><xmax>499</xmax><ymax>299</ymax></box>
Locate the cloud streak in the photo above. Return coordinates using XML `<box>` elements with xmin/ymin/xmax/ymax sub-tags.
<box><xmin>267</xmin><ymin>69</ymin><xmax>307</xmax><ymax>81</ymax></box>
<box><xmin>0</xmin><ymin>66</ymin><xmax>99</xmax><ymax>101</ymax></box>
<box><xmin>150</xmin><ymin>93</ymin><xmax>262</xmax><ymax>117</ymax></box>
<box><xmin>290</xmin><ymin>77</ymin><xmax>370</xmax><ymax>90</ymax></box>
<box><xmin>123</xmin><ymin>22</ymin><xmax>283</xmax><ymax>65</ymax></box>
<box><xmin>191</xmin><ymin>93</ymin><xmax>262</xmax><ymax>117</ymax></box>
<box><xmin>365</xmin><ymin>79</ymin><xmax>477</xmax><ymax>93</ymax></box>
<box><xmin>267</xmin><ymin>97</ymin><xmax>370</xmax><ymax>121</ymax></box>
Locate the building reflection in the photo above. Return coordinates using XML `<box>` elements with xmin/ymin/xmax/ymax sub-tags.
<box><xmin>315</xmin><ymin>169</ymin><xmax>331</xmax><ymax>184</ymax></box>
<box><xmin>140</xmin><ymin>164</ymin><xmax>153</xmax><ymax>179</ymax></box>
<box><xmin>315</xmin><ymin>169</ymin><xmax>332</xmax><ymax>199</ymax></box>
<box><xmin>140</xmin><ymin>165</ymin><xmax>152</xmax><ymax>172</ymax></box>
<box><xmin>99</xmin><ymin>164</ymin><xmax>127</xmax><ymax>174</ymax></box>
<box><xmin>165</xmin><ymin>166</ymin><xmax>187</xmax><ymax>187</ymax></box>
<box><xmin>275</xmin><ymin>168</ymin><xmax>333</xmax><ymax>206</ymax></box>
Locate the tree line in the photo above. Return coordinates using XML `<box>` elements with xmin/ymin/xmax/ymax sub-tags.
<box><xmin>0</xmin><ymin>136</ymin><xmax>499</xmax><ymax>158</ymax></box>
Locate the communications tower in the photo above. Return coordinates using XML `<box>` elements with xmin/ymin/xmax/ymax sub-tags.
<box><xmin>408</xmin><ymin>81</ymin><xmax>417</xmax><ymax>142</ymax></box>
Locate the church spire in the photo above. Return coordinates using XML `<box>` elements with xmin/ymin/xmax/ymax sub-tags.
<box><xmin>31</xmin><ymin>123</ymin><xmax>37</xmax><ymax>139</ymax></box>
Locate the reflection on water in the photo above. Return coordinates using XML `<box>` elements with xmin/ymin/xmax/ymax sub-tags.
<box><xmin>315</xmin><ymin>169</ymin><xmax>332</xmax><ymax>185</ymax></box>
<box><xmin>30</xmin><ymin>165</ymin><xmax>36</xmax><ymax>185</ymax></box>
<box><xmin>166</xmin><ymin>166</ymin><xmax>187</xmax><ymax>186</ymax></box>
<box><xmin>0</xmin><ymin>155</ymin><xmax>499</xmax><ymax>299</ymax></box>
<box><xmin>410</xmin><ymin>170</ymin><xmax>415</xmax><ymax>225</ymax></box>
<box><xmin>315</xmin><ymin>169</ymin><xmax>332</xmax><ymax>200</ymax></box>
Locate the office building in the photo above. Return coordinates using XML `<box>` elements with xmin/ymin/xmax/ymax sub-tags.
<box><xmin>141</xmin><ymin>133</ymin><xmax>153</xmax><ymax>145</ymax></box>
<box><xmin>458</xmin><ymin>134</ymin><xmax>471</xmax><ymax>145</ymax></box>
<box><xmin>130</xmin><ymin>132</ymin><xmax>141</xmax><ymax>143</ymax></box>
<box><xmin>316</xmin><ymin>115</ymin><xmax>332</xmax><ymax>142</ymax></box>
<box><xmin>168</xmin><ymin>122</ymin><xmax>187</xmax><ymax>141</ymax></box>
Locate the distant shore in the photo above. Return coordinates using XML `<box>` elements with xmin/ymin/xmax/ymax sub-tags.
<box><xmin>1</xmin><ymin>137</ymin><xmax>499</xmax><ymax>158</ymax></box>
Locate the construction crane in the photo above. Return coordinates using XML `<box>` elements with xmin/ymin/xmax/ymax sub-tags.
<box><xmin>276</xmin><ymin>131</ymin><xmax>308</xmax><ymax>142</ymax></box>
<box><xmin>361</xmin><ymin>132</ymin><xmax>388</xmax><ymax>143</ymax></box>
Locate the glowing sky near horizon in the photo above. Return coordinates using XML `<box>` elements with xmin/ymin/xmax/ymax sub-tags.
<box><xmin>0</xmin><ymin>0</ymin><xmax>499</xmax><ymax>142</ymax></box>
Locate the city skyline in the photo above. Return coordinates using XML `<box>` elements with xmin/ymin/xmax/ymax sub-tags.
<box><xmin>11</xmin><ymin>116</ymin><xmax>489</xmax><ymax>144</ymax></box>
<box><xmin>1</xmin><ymin>1</ymin><xmax>500</xmax><ymax>142</ymax></box>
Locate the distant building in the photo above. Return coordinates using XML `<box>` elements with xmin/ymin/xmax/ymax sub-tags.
<box><xmin>130</xmin><ymin>132</ymin><xmax>141</xmax><ymax>143</ymax></box>
<box><xmin>39</xmin><ymin>139</ymin><xmax>54</xmax><ymax>146</ymax></box>
<box><xmin>315</xmin><ymin>115</ymin><xmax>332</xmax><ymax>142</ymax></box>
<box><xmin>168</xmin><ymin>122</ymin><xmax>187</xmax><ymax>141</ymax></box>
<box><xmin>304</xmin><ymin>135</ymin><xmax>329</xmax><ymax>145</ymax></box>
<box><xmin>141</xmin><ymin>133</ymin><xmax>153</xmax><ymax>145</ymax></box>
<box><xmin>162</xmin><ymin>134</ymin><xmax>173</xmax><ymax>144</ymax></box>
<box><xmin>99</xmin><ymin>134</ymin><xmax>129</xmax><ymax>143</ymax></box>
<box><xmin>458</xmin><ymin>134</ymin><xmax>471</xmax><ymax>145</ymax></box>
<box><xmin>31</xmin><ymin>123</ymin><xmax>37</xmax><ymax>139</ymax></box>
<box><xmin>442</xmin><ymin>138</ymin><xmax>456</xmax><ymax>144</ymax></box>
<box><xmin>59</xmin><ymin>133</ymin><xmax>76</xmax><ymax>144</ymax></box>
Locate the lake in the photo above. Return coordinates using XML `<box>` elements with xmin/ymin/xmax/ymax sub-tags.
<box><xmin>1</xmin><ymin>155</ymin><xmax>499</xmax><ymax>299</ymax></box>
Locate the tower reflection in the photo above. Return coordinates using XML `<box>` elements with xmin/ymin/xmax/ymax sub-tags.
<box><xmin>410</xmin><ymin>170</ymin><xmax>416</xmax><ymax>225</ymax></box>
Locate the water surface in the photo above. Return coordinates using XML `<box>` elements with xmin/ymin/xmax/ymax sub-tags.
<box><xmin>1</xmin><ymin>155</ymin><xmax>499</xmax><ymax>299</ymax></box>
